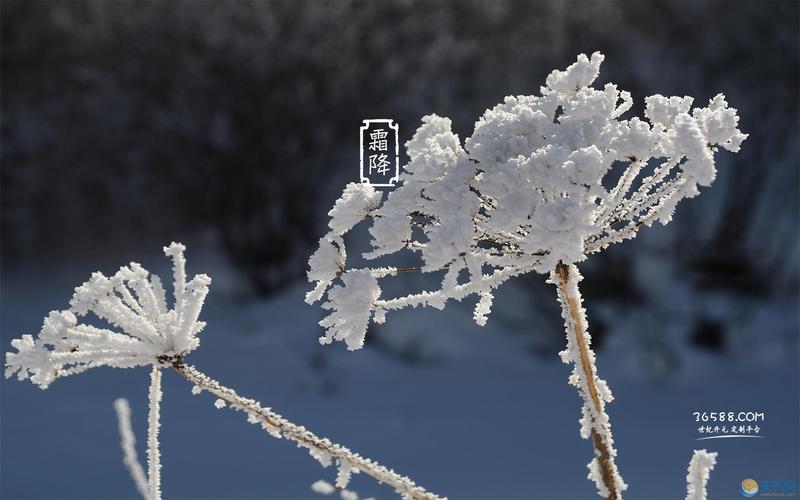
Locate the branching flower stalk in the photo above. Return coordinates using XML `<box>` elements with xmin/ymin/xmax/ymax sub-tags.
<box><xmin>5</xmin><ymin>244</ymin><xmax>442</xmax><ymax>500</ymax></box>
<box><xmin>306</xmin><ymin>52</ymin><xmax>746</xmax><ymax>497</ymax></box>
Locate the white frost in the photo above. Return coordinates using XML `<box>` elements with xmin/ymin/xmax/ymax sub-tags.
<box><xmin>335</xmin><ymin>459</ymin><xmax>354</xmax><ymax>489</ymax></box>
<box><xmin>686</xmin><ymin>449</ymin><xmax>718</xmax><ymax>500</ymax></box>
<box><xmin>311</xmin><ymin>479</ymin><xmax>336</xmax><ymax>495</ymax></box>
<box><xmin>340</xmin><ymin>490</ymin><xmax>358</xmax><ymax>500</ymax></box>
<box><xmin>545</xmin><ymin>52</ymin><xmax>605</xmax><ymax>94</ymax></box>
<box><xmin>5</xmin><ymin>243</ymin><xmax>210</xmax><ymax>389</ymax></box>
<box><xmin>327</xmin><ymin>182</ymin><xmax>382</xmax><ymax>236</ymax></box>
<box><xmin>319</xmin><ymin>270</ymin><xmax>381</xmax><ymax>351</ymax></box>
<box><xmin>306</xmin><ymin>52</ymin><xmax>746</xmax><ymax>349</ymax></box>
<box><xmin>113</xmin><ymin>398</ymin><xmax>150</xmax><ymax>500</ymax></box>
<box><xmin>6</xmin><ymin>244</ymin><xmax>443</xmax><ymax>500</ymax></box>
<box><xmin>147</xmin><ymin>366</ymin><xmax>162</xmax><ymax>500</ymax></box>
<box><xmin>552</xmin><ymin>263</ymin><xmax>627</xmax><ymax>497</ymax></box>
<box><xmin>306</xmin><ymin>237</ymin><xmax>347</xmax><ymax>304</ymax></box>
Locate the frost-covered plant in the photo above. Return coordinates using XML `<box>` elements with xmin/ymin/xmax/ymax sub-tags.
<box><xmin>6</xmin><ymin>242</ymin><xmax>209</xmax><ymax>389</ymax></box>
<box><xmin>6</xmin><ymin>244</ymin><xmax>441</xmax><ymax>500</ymax></box>
<box><xmin>685</xmin><ymin>449</ymin><xmax>717</xmax><ymax>500</ymax></box>
<box><xmin>307</xmin><ymin>52</ymin><xmax>746</xmax><ymax>498</ymax></box>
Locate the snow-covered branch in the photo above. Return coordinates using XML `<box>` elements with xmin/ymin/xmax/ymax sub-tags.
<box><xmin>685</xmin><ymin>449</ymin><xmax>717</xmax><ymax>500</ymax></box>
<box><xmin>174</xmin><ymin>361</ymin><xmax>442</xmax><ymax>500</ymax></box>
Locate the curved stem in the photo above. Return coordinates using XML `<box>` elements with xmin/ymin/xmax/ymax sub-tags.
<box><xmin>553</xmin><ymin>263</ymin><xmax>625</xmax><ymax>499</ymax></box>
<box><xmin>113</xmin><ymin>398</ymin><xmax>150</xmax><ymax>499</ymax></box>
<box><xmin>170</xmin><ymin>361</ymin><xmax>442</xmax><ymax>500</ymax></box>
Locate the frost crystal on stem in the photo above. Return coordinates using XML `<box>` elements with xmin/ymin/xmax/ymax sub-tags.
<box><xmin>312</xmin><ymin>479</ymin><xmax>338</xmax><ymax>495</ymax></box>
<box><xmin>685</xmin><ymin>449</ymin><xmax>717</xmax><ymax>500</ymax></box>
<box><xmin>171</xmin><ymin>361</ymin><xmax>441</xmax><ymax>500</ymax></box>
<box><xmin>311</xmin><ymin>479</ymin><xmax>375</xmax><ymax>500</ymax></box>
<box><xmin>147</xmin><ymin>366</ymin><xmax>163</xmax><ymax>500</ymax></box>
<box><xmin>552</xmin><ymin>263</ymin><xmax>625</xmax><ymax>498</ymax></box>
<box><xmin>307</xmin><ymin>52</ymin><xmax>745</xmax><ymax>498</ymax></box>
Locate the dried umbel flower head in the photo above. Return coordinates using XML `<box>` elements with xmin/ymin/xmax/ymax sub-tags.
<box><xmin>306</xmin><ymin>51</ymin><xmax>747</xmax><ymax>351</ymax></box>
<box><xmin>5</xmin><ymin>242</ymin><xmax>210</xmax><ymax>389</ymax></box>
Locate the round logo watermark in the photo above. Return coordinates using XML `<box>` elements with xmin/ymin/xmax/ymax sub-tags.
<box><xmin>741</xmin><ymin>478</ymin><xmax>759</xmax><ymax>497</ymax></box>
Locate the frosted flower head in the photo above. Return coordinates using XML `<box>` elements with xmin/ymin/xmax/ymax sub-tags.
<box><xmin>5</xmin><ymin>243</ymin><xmax>210</xmax><ymax>388</ymax></box>
<box><xmin>306</xmin><ymin>52</ymin><xmax>747</xmax><ymax>349</ymax></box>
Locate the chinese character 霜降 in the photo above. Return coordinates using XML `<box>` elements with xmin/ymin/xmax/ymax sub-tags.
<box><xmin>360</xmin><ymin>119</ymin><xmax>399</xmax><ymax>187</ymax></box>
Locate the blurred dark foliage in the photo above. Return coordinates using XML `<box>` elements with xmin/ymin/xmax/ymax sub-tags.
<box><xmin>2</xmin><ymin>2</ymin><xmax>798</xmax><ymax>335</ymax></box>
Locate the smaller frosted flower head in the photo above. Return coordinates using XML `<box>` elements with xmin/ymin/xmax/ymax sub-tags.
<box><xmin>5</xmin><ymin>243</ymin><xmax>210</xmax><ymax>389</ymax></box>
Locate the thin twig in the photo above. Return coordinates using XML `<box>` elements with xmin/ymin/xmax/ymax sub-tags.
<box><xmin>394</xmin><ymin>266</ymin><xmax>425</xmax><ymax>274</ymax></box>
<box><xmin>170</xmin><ymin>361</ymin><xmax>443</xmax><ymax>500</ymax></box>
<box><xmin>113</xmin><ymin>398</ymin><xmax>150</xmax><ymax>500</ymax></box>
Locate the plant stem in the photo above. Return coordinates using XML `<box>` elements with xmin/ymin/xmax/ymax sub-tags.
<box><xmin>554</xmin><ymin>262</ymin><xmax>624</xmax><ymax>499</ymax></box>
<box><xmin>114</xmin><ymin>398</ymin><xmax>150</xmax><ymax>499</ymax></box>
<box><xmin>170</xmin><ymin>361</ymin><xmax>442</xmax><ymax>500</ymax></box>
<box><xmin>147</xmin><ymin>366</ymin><xmax>162</xmax><ymax>500</ymax></box>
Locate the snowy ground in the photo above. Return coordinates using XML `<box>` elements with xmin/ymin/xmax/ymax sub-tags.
<box><xmin>1</xmin><ymin>247</ymin><xmax>797</xmax><ymax>499</ymax></box>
